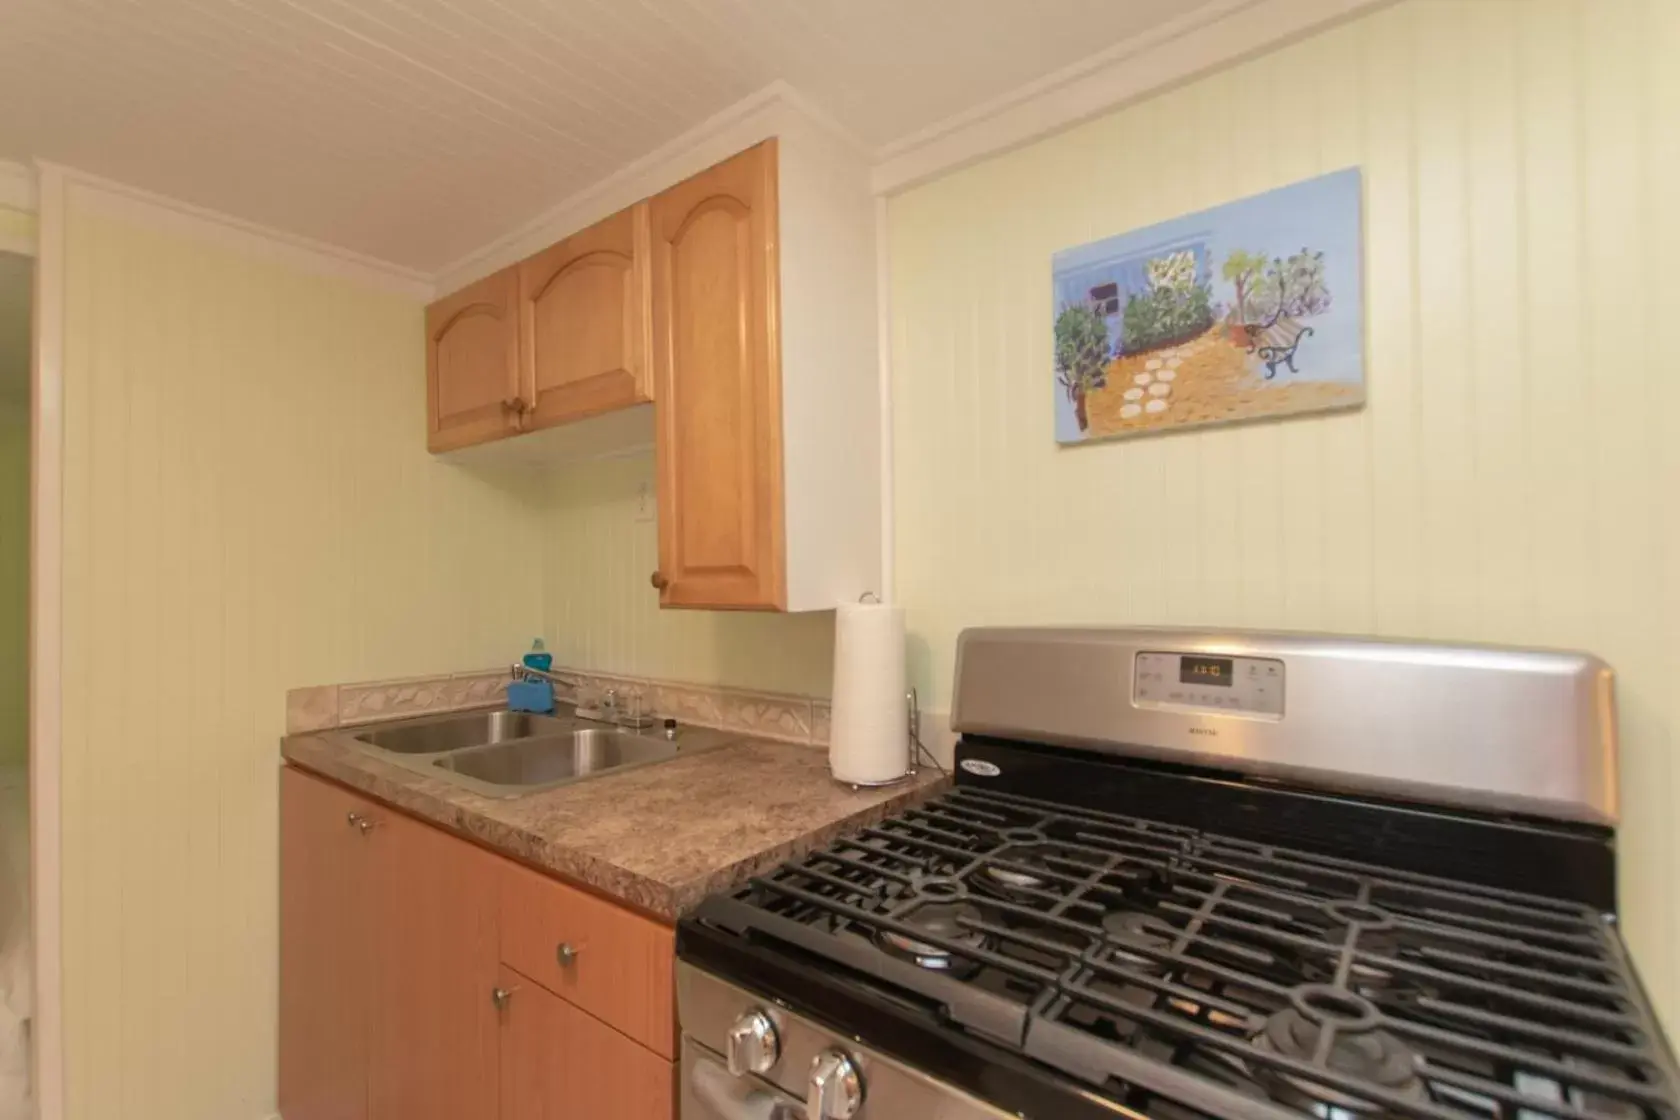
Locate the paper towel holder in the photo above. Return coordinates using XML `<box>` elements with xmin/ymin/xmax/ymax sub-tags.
<box><xmin>838</xmin><ymin>687</ymin><xmax>921</xmax><ymax>791</ymax></box>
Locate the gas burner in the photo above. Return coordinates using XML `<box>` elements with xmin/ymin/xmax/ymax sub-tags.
<box><xmin>914</xmin><ymin>875</ymin><xmax>967</xmax><ymax>900</ymax></box>
<box><xmin>875</xmin><ymin>902</ymin><xmax>989</xmax><ymax>973</ymax></box>
<box><xmin>1249</xmin><ymin>985</ymin><xmax>1425</xmax><ymax>1113</ymax></box>
<box><xmin>1099</xmin><ymin>909</ymin><xmax>1176</xmax><ymax>973</ymax></box>
<box><xmin>971</xmin><ymin>844</ymin><xmax>1082</xmax><ymax>901</ymax></box>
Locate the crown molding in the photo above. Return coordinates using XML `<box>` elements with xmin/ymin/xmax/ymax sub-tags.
<box><xmin>0</xmin><ymin>160</ymin><xmax>36</xmax><ymax>212</ymax></box>
<box><xmin>38</xmin><ymin>161</ymin><xmax>434</xmax><ymax>299</ymax></box>
<box><xmin>870</xmin><ymin>0</ymin><xmax>1392</xmax><ymax>196</ymax></box>
<box><xmin>433</xmin><ymin>81</ymin><xmax>866</xmax><ymax>296</ymax></box>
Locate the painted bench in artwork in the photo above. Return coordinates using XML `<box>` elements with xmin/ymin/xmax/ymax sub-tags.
<box><xmin>1246</xmin><ymin>317</ymin><xmax>1315</xmax><ymax>380</ymax></box>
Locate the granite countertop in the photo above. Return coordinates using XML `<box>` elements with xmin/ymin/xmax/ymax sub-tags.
<box><xmin>282</xmin><ymin>723</ymin><xmax>947</xmax><ymax>920</ymax></box>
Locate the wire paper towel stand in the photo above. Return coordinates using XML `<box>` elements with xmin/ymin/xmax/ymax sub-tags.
<box><xmin>836</xmin><ymin>593</ymin><xmax>947</xmax><ymax>790</ymax></box>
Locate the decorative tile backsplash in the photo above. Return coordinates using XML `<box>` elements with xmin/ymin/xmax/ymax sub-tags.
<box><xmin>286</xmin><ymin>665</ymin><xmax>827</xmax><ymax>747</ymax></box>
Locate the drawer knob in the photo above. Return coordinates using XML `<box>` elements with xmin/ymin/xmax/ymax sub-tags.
<box><xmin>650</xmin><ymin>571</ymin><xmax>669</xmax><ymax>590</ymax></box>
<box><xmin>491</xmin><ymin>985</ymin><xmax>517</xmax><ymax>1011</ymax></box>
<box><xmin>556</xmin><ymin>942</ymin><xmax>579</xmax><ymax>967</ymax></box>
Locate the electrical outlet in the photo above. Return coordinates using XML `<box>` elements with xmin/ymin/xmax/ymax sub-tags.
<box><xmin>634</xmin><ymin>479</ymin><xmax>655</xmax><ymax>522</ymax></box>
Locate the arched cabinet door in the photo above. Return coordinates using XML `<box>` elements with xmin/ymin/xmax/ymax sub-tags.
<box><xmin>426</xmin><ymin>268</ymin><xmax>521</xmax><ymax>452</ymax></box>
<box><xmin>648</xmin><ymin>140</ymin><xmax>785</xmax><ymax>611</ymax></box>
<box><xmin>517</xmin><ymin>204</ymin><xmax>652</xmax><ymax>430</ymax></box>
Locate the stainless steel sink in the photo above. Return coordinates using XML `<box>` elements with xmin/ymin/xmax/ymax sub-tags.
<box><xmin>338</xmin><ymin>704</ymin><xmax>732</xmax><ymax>798</ymax></box>
<box><xmin>354</xmin><ymin>710</ymin><xmax>569</xmax><ymax>755</ymax></box>
<box><xmin>434</xmin><ymin>728</ymin><xmax>679</xmax><ymax>792</ymax></box>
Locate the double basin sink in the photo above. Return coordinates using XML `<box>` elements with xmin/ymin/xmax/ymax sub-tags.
<box><xmin>350</xmin><ymin>707</ymin><xmax>687</xmax><ymax>798</ymax></box>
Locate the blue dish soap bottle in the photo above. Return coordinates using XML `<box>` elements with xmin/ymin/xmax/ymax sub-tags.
<box><xmin>507</xmin><ymin>638</ymin><xmax>556</xmax><ymax>714</ymax></box>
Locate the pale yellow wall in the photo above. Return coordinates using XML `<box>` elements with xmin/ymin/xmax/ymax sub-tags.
<box><xmin>58</xmin><ymin>194</ymin><xmax>546</xmax><ymax>1119</ymax></box>
<box><xmin>0</xmin><ymin>401</ymin><xmax>25</xmax><ymax>768</ymax></box>
<box><xmin>540</xmin><ymin>452</ymin><xmax>834</xmax><ymax>697</ymax></box>
<box><xmin>891</xmin><ymin>0</ymin><xmax>1680</xmax><ymax>1027</ymax></box>
<box><xmin>0</xmin><ymin>250</ymin><xmax>28</xmax><ymax>769</ymax></box>
<box><xmin>0</xmin><ymin>205</ymin><xmax>32</xmax><ymax>250</ymax></box>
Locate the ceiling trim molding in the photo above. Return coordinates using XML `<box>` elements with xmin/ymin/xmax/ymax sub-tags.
<box><xmin>870</xmin><ymin>0</ymin><xmax>1393</xmax><ymax>197</ymax></box>
<box><xmin>0</xmin><ymin>160</ymin><xmax>36</xmax><ymax>212</ymax></box>
<box><xmin>434</xmin><ymin>80</ymin><xmax>863</xmax><ymax>296</ymax></box>
<box><xmin>38</xmin><ymin>161</ymin><xmax>434</xmax><ymax>300</ymax></box>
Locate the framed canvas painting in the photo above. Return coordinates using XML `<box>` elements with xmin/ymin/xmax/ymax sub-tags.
<box><xmin>1053</xmin><ymin>168</ymin><xmax>1363</xmax><ymax>444</ymax></box>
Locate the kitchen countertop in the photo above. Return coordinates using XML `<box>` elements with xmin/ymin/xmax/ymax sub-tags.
<box><xmin>281</xmin><ymin>722</ymin><xmax>948</xmax><ymax>920</ymax></box>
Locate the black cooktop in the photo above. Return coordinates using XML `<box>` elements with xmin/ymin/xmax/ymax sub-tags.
<box><xmin>679</xmin><ymin>738</ymin><xmax>1678</xmax><ymax>1120</ymax></box>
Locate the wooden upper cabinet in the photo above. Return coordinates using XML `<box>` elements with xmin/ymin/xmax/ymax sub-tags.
<box><xmin>649</xmin><ymin>140</ymin><xmax>785</xmax><ymax>610</ymax></box>
<box><xmin>426</xmin><ymin>268</ymin><xmax>521</xmax><ymax>452</ymax></box>
<box><xmin>517</xmin><ymin>204</ymin><xmax>652</xmax><ymax>431</ymax></box>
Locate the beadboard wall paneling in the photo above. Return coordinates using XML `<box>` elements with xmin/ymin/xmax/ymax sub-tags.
<box><xmin>539</xmin><ymin>452</ymin><xmax>834</xmax><ymax>698</ymax></box>
<box><xmin>57</xmin><ymin>192</ymin><xmax>544</xmax><ymax>1120</ymax></box>
<box><xmin>888</xmin><ymin>0</ymin><xmax>1679</xmax><ymax>1027</ymax></box>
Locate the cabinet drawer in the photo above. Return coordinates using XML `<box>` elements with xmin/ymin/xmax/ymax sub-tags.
<box><xmin>499</xmin><ymin>859</ymin><xmax>676</xmax><ymax>1058</ymax></box>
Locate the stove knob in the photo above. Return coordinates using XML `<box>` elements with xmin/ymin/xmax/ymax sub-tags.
<box><xmin>725</xmin><ymin>1009</ymin><xmax>779</xmax><ymax>1077</ymax></box>
<box><xmin>806</xmin><ymin>1049</ymin><xmax>862</xmax><ymax>1120</ymax></box>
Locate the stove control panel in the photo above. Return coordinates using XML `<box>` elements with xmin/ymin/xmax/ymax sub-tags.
<box><xmin>1133</xmin><ymin>651</ymin><xmax>1285</xmax><ymax>718</ymax></box>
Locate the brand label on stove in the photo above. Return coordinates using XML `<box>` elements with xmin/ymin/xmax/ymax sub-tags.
<box><xmin>959</xmin><ymin>759</ymin><xmax>1002</xmax><ymax>777</ymax></box>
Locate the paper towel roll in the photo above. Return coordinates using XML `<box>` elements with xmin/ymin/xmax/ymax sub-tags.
<box><xmin>829</xmin><ymin>601</ymin><xmax>909</xmax><ymax>785</ymax></box>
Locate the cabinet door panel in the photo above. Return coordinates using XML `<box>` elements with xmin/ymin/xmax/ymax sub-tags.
<box><xmin>499</xmin><ymin>965</ymin><xmax>672</xmax><ymax>1120</ymax></box>
<box><xmin>367</xmin><ymin>810</ymin><xmax>501</xmax><ymax>1120</ymax></box>
<box><xmin>650</xmin><ymin>140</ymin><xmax>785</xmax><ymax>610</ymax></box>
<box><xmin>498</xmin><ymin>858</ymin><xmax>675</xmax><ymax>1059</ymax></box>
<box><xmin>519</xmin><ymin>205</ymin><xmax>651</xmax><ymax>429</ymax></box>
<box><xmin>279</xmin><ymin>769</ymin><xmax>374</xmax><ymax>1120</ymax></box>
<box><xmin>427</xmin><ymin>268</ymin><xmax>520</xmax><ymax>451</ymax></box>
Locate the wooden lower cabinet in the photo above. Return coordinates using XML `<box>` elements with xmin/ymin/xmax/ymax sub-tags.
<box><xmin>279</xmin><ymin>768</ymin><xmax>373</xmax><ymax>1120</ymax></box>
<box><xmin>280</xmin><ymin>767</ymin><xmax>674</xmax><ymax>1120</ymax></box>
<box><xmin>498</xmin><ymin>964</ymin><xmax>674</xmax><ymax>1120</ymax></box>
<box><xmin>366</xmin><ymin>808</ymin><xmax>501</xmax><ymax>1120</ymax></box>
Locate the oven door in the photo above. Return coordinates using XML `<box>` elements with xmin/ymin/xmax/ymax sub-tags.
<box><xmin>683</xmin><ymin>1037</ymin><xmax>805</xmax><ymax>1120</ymax></box>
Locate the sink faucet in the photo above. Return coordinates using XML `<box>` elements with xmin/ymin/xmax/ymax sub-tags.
<box><xmin>602</xmin><ymin>688</ymin><xmax>619</xmax><ymax>722</ymax></box>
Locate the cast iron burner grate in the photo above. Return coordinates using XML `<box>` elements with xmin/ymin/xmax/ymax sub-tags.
<box><xmin>707</xmin><ymin>786</ymin><xmax>1678</xmax><ymax>1120</ymax></box>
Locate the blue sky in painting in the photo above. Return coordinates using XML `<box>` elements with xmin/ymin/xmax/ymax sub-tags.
<box><xmin>1051</xmin><ymin>168</ymin><xmax>1363</xmax><ymax>443</ymax></box>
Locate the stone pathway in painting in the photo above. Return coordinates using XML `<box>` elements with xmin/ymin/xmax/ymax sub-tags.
<box><xmin>1083</xmin><ymin>326</ymin><xmax>1360</xmax><ymax>439</ymax></box>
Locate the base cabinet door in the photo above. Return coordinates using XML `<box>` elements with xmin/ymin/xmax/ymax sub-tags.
<box><xmin>278</xmin><ymin>769</ymin><xmax>375</xmax><ymax>1120</ymax></box>
<box><xmin>499</xmin><ymin>965</ymin><xmax>673</xmax><ymax>1120</ymax></box>
<box><xmin>366</xmin><ymin>808</ymin><xmax>502</xmax><ymax>1120</ymax></box>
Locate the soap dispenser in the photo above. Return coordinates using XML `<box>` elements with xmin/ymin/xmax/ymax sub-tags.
<box><xmin>507</xmin><ymin>638</ymin><xmax>556</xmax><ymax>714</ymax></box>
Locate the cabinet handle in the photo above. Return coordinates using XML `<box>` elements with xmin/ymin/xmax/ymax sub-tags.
<box><xmin>500</xmin><ymin>397</ymin><xmax>529</xmax><ymax>415</ymax></box>
<box><xmin>650</xmin><ymin>571</ymin><xmax>669</xmax><ymax>590</ymax></box>
<box><xmin>491</xmin><ymin>985</ymin><xmax>518</xmax><ymax>1011</ymax></box>
<box><xmin>346</xmin><ymin>812</ymin><xmax>378</xmax><ymax>835</ymax></box>
<box><xmin>556</xmin><ymin>942</ymin><xmax>579</xmax><ymax>967</ymax></box>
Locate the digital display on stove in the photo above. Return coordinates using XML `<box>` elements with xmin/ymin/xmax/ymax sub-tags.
<box><xmin>1179</xmin><ymin>655</ymin><xmax>1233</xmax><ymax>687</ymax></box>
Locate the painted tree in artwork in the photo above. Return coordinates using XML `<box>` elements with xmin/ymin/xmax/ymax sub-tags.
<box><xmin>1055</xmin><ymin>301</ymin><xmax>1111</xmax><ymax>433</ymax></box>
<box><xmin>1221</xmin><ymin>249</ymin><xmax>1267</xmax><ymax>324</ymax></box>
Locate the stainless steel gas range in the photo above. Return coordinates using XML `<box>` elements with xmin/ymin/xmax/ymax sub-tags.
<box><xmin>676</xmin><ymin>628</ymin><xmax>1677</xmax><ymax>1120</ymax></box>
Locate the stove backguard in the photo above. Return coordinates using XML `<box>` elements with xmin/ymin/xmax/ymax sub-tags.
<box><xmin>951</xmin><ymin>628</ymin><xmax>1616</xmax><ymax>827</ymax></box>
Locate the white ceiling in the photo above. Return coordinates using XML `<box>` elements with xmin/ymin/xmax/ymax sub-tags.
<box><xmin>0</xmin><ymin>0</ymin><xmax>1211</xmax><ymax>273</ymax></box>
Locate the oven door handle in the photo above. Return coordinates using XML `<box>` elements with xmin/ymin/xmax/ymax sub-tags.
<box><xmin>689</xmin><ymin>1048</ymin><xmax>804</xmax><ymax>1120</ymax></box>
